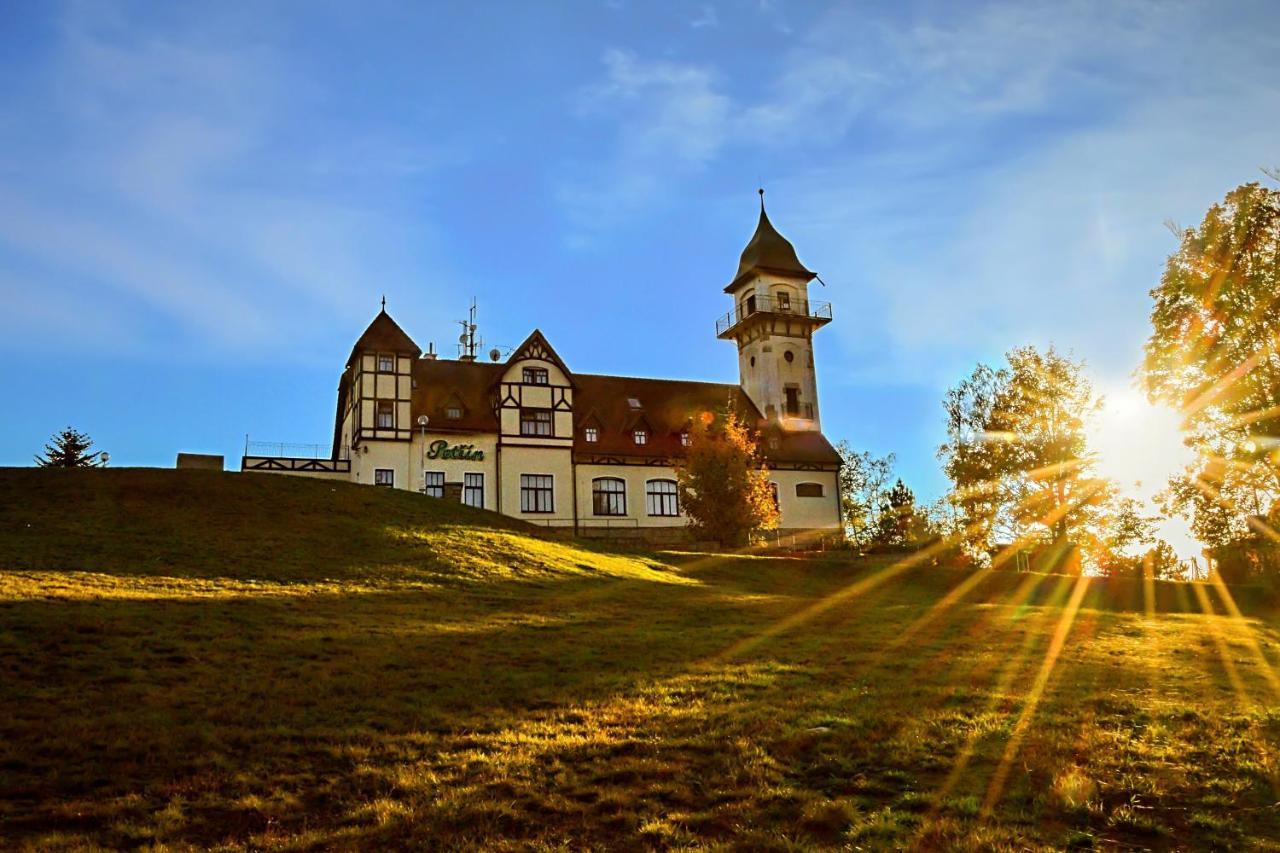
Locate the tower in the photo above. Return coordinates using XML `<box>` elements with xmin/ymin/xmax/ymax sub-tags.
<box><xmin>717</xmin><ymin>191</ymin><xmax>831</xmax><ymax>430</ymax></box>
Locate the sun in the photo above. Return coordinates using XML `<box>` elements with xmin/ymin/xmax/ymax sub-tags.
<box><xmin>1088</xmin><ymin>388</ymin><xmax>1202</xmax><ymax>558</ymax></box>
<box><xmin>1088</xmin><ymin>388</ymin><xmax>1193</xmax><ymax>501</ymax></box>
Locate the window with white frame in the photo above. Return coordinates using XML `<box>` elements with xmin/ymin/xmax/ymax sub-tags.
<box><xmin>646</xmin><ymin>479</ymin><xmax>679</xmax><ymax>517</ymax></box>
<box><xmin>376</xmin><ymin>400</ymin><xmax>394</xmax><ymax>428</ymax></box>
<box><xmin>463</xmin><ymin>473</ymin><xmax>484</xmax><ymax>508</ymax></box>
<box><xmin>520</xmin><ymin>409</ymin><xmax>553</xmax><ymax>437</ymax></box>
<box><xmin>680</xmin><ymin>431</ymin><xmax>691</xmax><ymax>447</ymax></box>
<box><xmin>446</xmin><ymin>405</ymin><xmax>462</xmax><ymax>420</ymax></box>
<box><xmin>592</xmin><ymin>477</ymin><xmax>627</xmax><ymax>516</ymax></box>
<box><xmin>584</xmin><ymin>426</ymin><xmax>599</xmax><ymax>442</ymax></box>
<box><xmin>522</xmin><ymin>366</ymin><xmax>549</xmax><ymax>385</ymax></box>
<box><xmin>520</xmin><ymin>474</ymin><xmax>554</xmax><ymax>513</ymax></box>
<box><xmin>423</xmin><ymin>471</ymin><xmax>444</xmax><ymax>497</ymax></box>
<box><xmin>633</xmin><ymin>429</ymin><xmax>647</xmax><ymax>445</ymax></box>
<box><xmin>374</xmin><ymin>468</ymin><xmax>395</xmax><ymax>487</ymax></box>
<box><xmin>377</xmin><ymin>354</ymin><xmax>395</xmax><ymax>372</ymax></box>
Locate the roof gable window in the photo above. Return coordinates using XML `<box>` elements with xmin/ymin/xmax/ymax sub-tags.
<box><xmin>523</xmin><ymin>366</ymin><xmax>549</xmax><ymax>385</ymax></box>
<box><xmin>633</xmin><ymin>429</ymin><xmax>648</xmax><ymax>445</ymax></box>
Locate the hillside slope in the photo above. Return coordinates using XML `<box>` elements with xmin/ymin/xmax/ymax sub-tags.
<box><xmin>0</xmin><ymin>467</ymin><xmax>680</xmax><ymax>590</ymax></box>
<box><xmin>1</xmin><ymin>468</ymin><xmax>1278</xmax><ymax>850</ymax></box>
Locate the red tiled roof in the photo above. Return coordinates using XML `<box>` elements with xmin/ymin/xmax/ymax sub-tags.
<box><xmin>400</xmin><ymin>359</ymin><xmax>839</xmax><ymax>465</ymax></box>
<box><xmin>411</xmin><ymin>359</ymin><xmax>503</xmax><ymax>432</ymax></box>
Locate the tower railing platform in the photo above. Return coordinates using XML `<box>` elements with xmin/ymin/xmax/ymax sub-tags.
<box><xmin>715</xmin><ymin>297</ymin><xmax>832</xmax><ymax>337</ymax></box>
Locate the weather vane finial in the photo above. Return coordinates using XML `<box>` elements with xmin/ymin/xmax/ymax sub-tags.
<box><xmin>758</xmin><ymin>186</ymin><xmax>766</xmax><ymax>212</ymax></box>
<box><xmin>381</xmin><ymin>294</ymin><xmax>386</xmax><ymax>312</ymax></box>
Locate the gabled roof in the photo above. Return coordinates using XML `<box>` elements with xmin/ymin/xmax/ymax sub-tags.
<box><xmin>725</xmin><ymin>195</ymin><xmax>816</xmax><ymax>293</ymax></box>
<box><xmin>346</xmin><ymin>310</ymin><xmax>422</xmax><ymax>368</ymax></box>
<box><xmin>506</xmin><ymin>329</ymin><xmax>575</xmax><ymax>385</ymax></box>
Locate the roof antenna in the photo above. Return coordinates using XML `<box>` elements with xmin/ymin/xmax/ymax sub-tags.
<box><xmin>380</xmin><ymin>294</ymin><xmax>386</xmax><ymax>312</ymax></box>
<box><xmin>457</xmin><ymin>298</ymin><xmax>481</xmax><ymax>361</ymax></box>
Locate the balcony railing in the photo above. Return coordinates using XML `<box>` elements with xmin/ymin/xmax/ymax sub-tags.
<box><xmin>716</xmin><ymin>296</ymin><xmax>832</xmax><ymax>336</ymax></box>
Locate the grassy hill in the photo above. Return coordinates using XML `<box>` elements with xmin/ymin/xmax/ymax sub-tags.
<box><xmin>1</xmin><ymin>468</ymin><xmax>1278</xmax><ymax>849</ymax></box>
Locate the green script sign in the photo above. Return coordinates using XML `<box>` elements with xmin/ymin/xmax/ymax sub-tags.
<box><xmin>426</xmin><ymin>439</ymin><xmax>485</xmax><ymax>461</ymax></box>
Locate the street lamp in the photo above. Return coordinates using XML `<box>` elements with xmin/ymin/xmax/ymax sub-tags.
<box><xmin>416</xmin><ymin>415</ymin><xmax>430</xmax><ymax>493</ymax></box>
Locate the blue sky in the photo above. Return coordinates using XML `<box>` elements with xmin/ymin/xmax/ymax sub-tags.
<box><xmin>1</xmin><ymin>0</ymin><xmax>1277</xmax><ymax>498</ymax></box>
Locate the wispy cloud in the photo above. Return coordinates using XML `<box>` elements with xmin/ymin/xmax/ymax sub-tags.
<box><xmin>0</xmin><ymin>1</ymin><xmax>458</xmax><ymax>363</ymax></box>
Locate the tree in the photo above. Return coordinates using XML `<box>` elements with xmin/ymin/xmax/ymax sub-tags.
<box><xmin>1142</xmin><ymin>181</ymin><xmax>1280</xmax><ymax>544</ymax></box>
<box><xmin>675</xmin><ymin>409</ymin><xmax>779</xmax><ymax>546</ymax></box>
<box><xmin>835</xmin><ymin>442</ymin><xmax>895</xmax><ymax>547</ymax></box>
<box><xmin>939</xmin><ymin>346</ymin><xmax>1109</xmax><ymax>566</ymax></box>
<box><xmin>35</xmin><ymin>427</ymin><xmax>106</xmax><ymax>468</ymax></box>
<box><xmin>873</xmin><ymin>478</ymin><xmax>930</xmax><ymax>549</ymax></box>
<box><xmin>1143</xmin><ymin>540</ymin><xmax>1183</xmax><ymax>581</ymax></box>
<box><xmin>1096</xmin><ymin>497</ymin><xmax>1157</xmax><ymax>577</ymax></box>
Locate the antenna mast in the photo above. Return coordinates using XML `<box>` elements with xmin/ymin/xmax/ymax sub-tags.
<box><xmin>457</xmin><ymin>298</ymin><xmax>482</xmax><ymax>361</ymax></box>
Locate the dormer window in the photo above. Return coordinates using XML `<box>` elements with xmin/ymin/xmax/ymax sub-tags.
<box><xmin>627</xmin><ymin>398</ymin><xmax>642</xmax><ymax>410</ymax></box>
<box><xmin>584</xmin><ymin>427</ymin><xmax>599</xmax><ymax>443</ymax></box>
<box><xmin>523</xmin><ymin>367</ymin><xmax>549</xmax><ymax>385</ymax></box>
<box><xmin>377</xmin><ymin>354</ymin><xmax>394</xmax><ymax>372</ymax></box>
<box><xmin>446</xmin><ymin>405</ymin><xmax>462</xmax><ymax>420</ymax></box>
<box><xmin>633</xmin><ymin>429</ymin><xmax>647</xmax><ymax>445</ymax></box>
<box><xmin>680</xmin><ymin>432</ymin><xmax>691</xmax><ymax>447</ymax></box>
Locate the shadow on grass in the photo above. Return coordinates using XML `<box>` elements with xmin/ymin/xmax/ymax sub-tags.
<box><xmin>2</xmin><ymin>559</ymin><xmax>1278</xmax><ymax>849</ymax></box>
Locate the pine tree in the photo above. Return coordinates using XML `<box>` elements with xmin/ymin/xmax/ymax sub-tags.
<box><xmin>35</xmin><ymin>427</ymin><xmax>105</xmax><ymax>468</ymax></box>
<box><xmin>676</xmin><ymin>409</ymin><xmax>778</xmax><ymax>547</ymax></box>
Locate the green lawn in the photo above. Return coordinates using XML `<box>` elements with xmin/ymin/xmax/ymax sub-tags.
<box><xmin>1</xmin><ymin>469</ymin><xmax>1278</xmax><ymax>850</ymax></box>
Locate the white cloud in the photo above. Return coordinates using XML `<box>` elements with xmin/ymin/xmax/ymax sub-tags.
<box><xmin>561</xmin><ymin>49</ymin><xmax>732</xmax><ymax>240</ymax></box>
<box><xmin>0</xmin><ymin>1</ymin><xmax>458</xmax><ymax>363</ymax></box>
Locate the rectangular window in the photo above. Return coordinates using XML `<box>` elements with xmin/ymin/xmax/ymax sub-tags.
<box><xmin>520</xmin><ymin>409</ymin><xmax>553</xmax><ymax>437</ymax></box>
<box><xmin>796</xmin><ymin>482</ymin><xmax>825</xmax><ymax>498</ymax></box>
<box><xmin>680</xmin><ymin>432</ymin><xmax>690</xmax><ymax>447</ymax></box>
<box><xmin>446</xmin><ymin>405</ymin><xmax>462</xmax><ymax>420</ymax></box>
<box><xmin>377</xmin><ymin>354</ymin><xmax>395</xmax><ymax>372</ymax></box>
<box><xmin>374</xmin><ymin>468</ymin><xmax>394</xmax><ymax>487</ymax></box>
<box><xmin>463</xmin><ymin>473</ymin><xmax>484</xmax><ymax>508</ymax></box>
<box><xmin>769</xmin><ymin>482</ymin><xmax>780</xmax><ymax>511</ymax></box>
<box><xmin>584</xmin><ymin>426</ymin><xmax>598</xmax><ymax>442</ymax></box>
<box><xmin>777</xmin><ymin>291</ymin><xmax>791</xmax><ymax>311</ymax></box>
<box><xmin>784</xmin><ymin>387</ymin><xmax>800</xmax><ymax>418</ymax></box>
<box><xmin>423</xmin><ymin>470</ymin><xmax>444</xmax><ymax>498</ymax></box>
<box><xmin>646</xmin><ymin>479</ymin><xmax>679</xmax><ymax>517</ymax></box>
<box><xmin>633</xmin><ymin>429</ymin><xmax>647</xmax><ymax>445</ymax></box>
<box><xmin>520</xmin><ymin>474</ymin><xmax>554</xmax><ymax>513</ymax></box>
<box><xmin>592</xmin><ymin>477</ymin><xmax>627</xmax><ymax>516</ymax></box>
<box><xmin>522</xmin><ymin>367</ymin><xmax>549</xmax><ymax>385</ymax></box>
<box><xmin>376</xmin><ymin>400</ymin><xmax>394</xmax><ymax>428</ymax></box>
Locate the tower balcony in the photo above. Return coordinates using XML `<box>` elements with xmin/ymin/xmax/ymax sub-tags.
<box><xmin>715</xmin><ymin>296</ymin><xmax>832</xmax><ymax>338</ymax></box>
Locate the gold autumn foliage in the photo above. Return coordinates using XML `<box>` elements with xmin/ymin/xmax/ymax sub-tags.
<box><xmin>676</xmin><ymin>409</ymin><xmax>779</xmax><ymax>545</ymax></box>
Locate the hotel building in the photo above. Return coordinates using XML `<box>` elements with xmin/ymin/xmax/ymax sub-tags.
<box><xmin>243</xmin><ymin>200</ymin><xmax>843</xmax><ymax>538</ymax></box>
